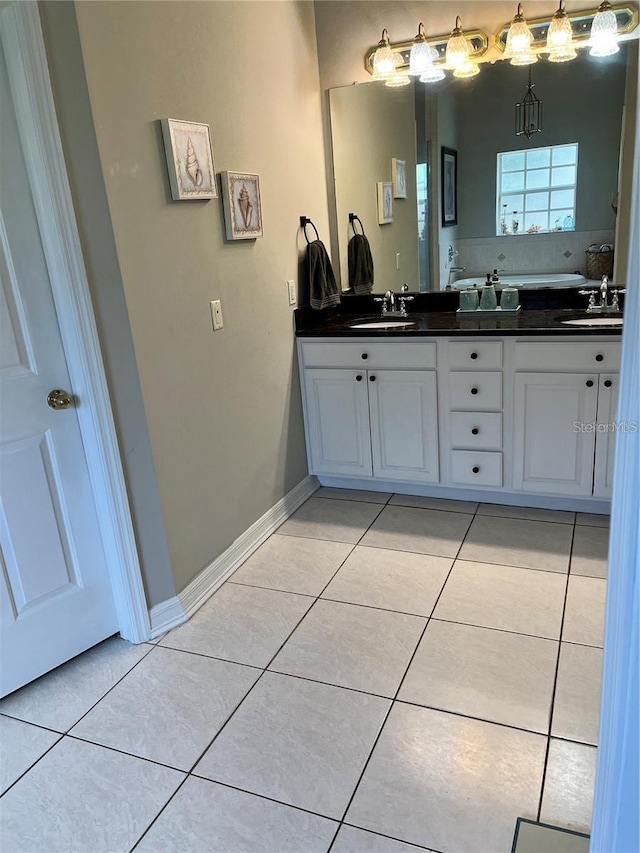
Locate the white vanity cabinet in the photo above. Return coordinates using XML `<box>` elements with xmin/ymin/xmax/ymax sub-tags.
<box><xmin>512</xmin><ymin>342</ymin><xmax>620</xmax><ymax>498</ymax></box>
<box><xmin>298</xmin><ymin>340</ymin><xmax>439</xmax><ymax>482</ymax></box>
<box><xmin>440</xmin><ymin>341</ymin><xmax>504</xmax><ymax>489</ymax></box>
<box><xmin>297</xmin><ymin>333</ymin><xmax>621</xmax><ymax>507</ymax></box>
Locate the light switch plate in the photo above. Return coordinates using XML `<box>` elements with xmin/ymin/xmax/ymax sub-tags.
<box><xmin>287</xmin><ymin>280</ymin><xmax>296</xmax><ymax>305</ymax></box>
<box><xmin>210</xmin><ymin>299</ymin><xmax>223</xmax><ymax>330</ymax></box>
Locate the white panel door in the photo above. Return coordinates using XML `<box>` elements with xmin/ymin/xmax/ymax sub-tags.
<box><xmin>513</xmin><ymin>372</ymin><xmax>598</xmax><ymax>496</ymax></box>
<box><xmin>0</xmin><ymin>44</ymin><xmax>117</xmax><ymax>697</ymax></box>
<box><xmin>593</xmin><ymin>374</ymin><xmax>620</xmax><ymax>498</ymax></box>
<box><xmin>303</xmin><ymin>369</ymin><xmax>373</xmax><ymax>477</ymax></box>
<box><xmin>369</xmin><ymin>370</ymin><xmax>439</xmax><ymax>483</ymax></box>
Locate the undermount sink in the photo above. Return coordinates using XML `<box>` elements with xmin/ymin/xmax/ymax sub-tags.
<box><xmin>349</xmin><ymin>320</ymin><xmax>415</xmax><ymax>329</ymax></box>
<box><xmin>561</xmin><ymin>317</ymin><xmax>624</xmax><ymax>327</ymax></box>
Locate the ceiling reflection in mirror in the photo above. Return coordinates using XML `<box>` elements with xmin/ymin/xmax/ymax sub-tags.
<box><xmin>330</xmin><ymin>44</ymin><xmax>636</xmax><ymax>292</ymax></box>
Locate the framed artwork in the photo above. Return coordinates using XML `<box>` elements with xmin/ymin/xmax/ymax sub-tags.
<box><xmin>161</xmin><ymin>119</ymin><xmax>217</xmax><ymax>200</ymax></box>
<box><xmin>441</xmin><ymin>146</ymin><xmax>458</xmax><ymax>227</ymax></box>
<box><xmin>220</xmin><ymin>172</ymin><xmax>263</xmax><ymax>240</ymax></box>
<box><xmin>377</xmin><ymin>181</ymin><xmax>393</xmax><ymax>225</ymax></box>
<box><xmin>392</xmin><ymin>158</ymin><xmax>407</xmax><ymax>199</ymax></box>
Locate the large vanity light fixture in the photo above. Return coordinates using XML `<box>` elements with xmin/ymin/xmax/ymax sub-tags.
<box><xmin>590</xmin><ymin>0</ymin><xmax>621</xmax><ymax>55</ymax></box>
<box><xmin>496</xmin><ymin>4</ymin><xmax>636</xmax><ymax>58</ymax></box>
<box><xmin>409</xmin><ymin>23</ymin><xmax>446</xmax><ymax>82</ymax></box>
<box><xmin>364</xmin><ymin>5</ymin><xmax>636</xmax><ymax>83</ymax></box>
<box><xmin>504</xmin><ymin>4</ymin><xmax>538</xmax><ymax>65</ymax></box>
<box><xmin>547</xmin><ymin>0</ymin><xmax>578</xmax><ymax>61</ymax></box>
<box><xmin>446</xmin><ymin>17</ymin><xmax>480</xmax><ymax>78</ymax></box>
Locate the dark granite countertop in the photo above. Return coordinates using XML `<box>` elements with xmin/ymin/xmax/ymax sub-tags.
<box><xmin>294</xmin><ymin>290</ymin><xmax>624</xmax><ymax>338</ymax></box>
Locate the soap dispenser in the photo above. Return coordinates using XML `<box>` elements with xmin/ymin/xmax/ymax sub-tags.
<box><xmin>480</xmin><ymin>273</ymin><xmax>497</xmax><ymax>311</ymax></box>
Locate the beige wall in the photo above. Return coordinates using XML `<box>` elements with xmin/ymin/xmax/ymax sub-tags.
<box><xmin>330</xmin><ymin>83</ymin><xmax>419</xmax><ymax>291</ymax></box>
<box><xmin>43</xmin><ymin>0</ymin><xmax>330</xmax><ymax>598</ymax></box>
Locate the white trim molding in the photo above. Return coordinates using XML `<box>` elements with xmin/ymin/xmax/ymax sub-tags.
<box><xmin>150</xmin><ymin>475</ymin><xmax>318</xmax><ymax>638</ymax></box>
<box><xmin>0</xmin><ymin>2</ymin><xmax>150</xmax><ymax>642</ymax></box>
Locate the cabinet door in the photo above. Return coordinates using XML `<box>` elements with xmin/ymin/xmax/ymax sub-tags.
<box><xmin>593</xmin><ymin>374</ymin><xmax>620</xmax><ymax>498</ymax></box>
<box><xmin>368</xmin><ymin>370</ymin><xmax>439</xmax><ymax>483</ymax></box>
<box><xmin>303</xmin><ymin>369</ymin><xmax>372</xmax><ymax>477</ymax></box>
<box><xmin>513</xmin><ymin>372</ymin><xmax>598</xmax><ymax>496</ymax></box>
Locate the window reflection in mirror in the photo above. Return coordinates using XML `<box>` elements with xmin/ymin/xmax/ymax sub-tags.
<box><xmin>329</xmin><ymin>43</ymin><xmax>636</xmax><ymax>292</ymax></box>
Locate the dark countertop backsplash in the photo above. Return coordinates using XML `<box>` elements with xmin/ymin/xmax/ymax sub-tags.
<box><xmin>294</xmin><ymin>289</ymin><xmax>624</xmax><ymax>338</ymax></box>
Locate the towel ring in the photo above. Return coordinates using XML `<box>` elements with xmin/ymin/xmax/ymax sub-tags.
<box><xmin>349</xmin><ymin>213</ymin><xmax>365</xmax><ymax>236</ymax></box>
<box><xmin>300</xmin><ymin>216</ymin><xmax>320</xmax><ymax>244</ymax></box>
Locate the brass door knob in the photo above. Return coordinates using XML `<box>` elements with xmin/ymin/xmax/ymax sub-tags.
<box><xmin>47</xmin><ymin>389</ymin><xmax>73</xmax><ymax>410</ymax></box>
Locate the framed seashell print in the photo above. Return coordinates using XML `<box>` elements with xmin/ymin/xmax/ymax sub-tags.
<box><xmin>220</xmin><ymin>172</ymin><xmax>263</xmax><ymax>240</ymax></box>
<box><xmin>160</xmin><ymin>118</ymin><xmax>217</xmax><ymax>200</ymax></box>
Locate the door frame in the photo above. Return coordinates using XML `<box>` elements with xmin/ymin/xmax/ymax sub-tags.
<box><xmin>0</xmin><ymin>1</ymin><xmax>150</xmax><ymax>643</ymax></box>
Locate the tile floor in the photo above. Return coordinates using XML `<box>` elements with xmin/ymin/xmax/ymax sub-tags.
<box><xmin>0</xmin><ymin>490</ymin><xmax>608</xmax><ymax>853</ymax></box>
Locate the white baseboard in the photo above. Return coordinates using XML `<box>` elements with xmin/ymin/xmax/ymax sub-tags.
<box><xmin>149</xmin><ymin>475</ymin><xmax>318</xmax><ymax>638</ymax></box>
<box><xmin>148</xmin><ymin>596</ymin><xmax>185</xmax><ymax>639</ymax></box>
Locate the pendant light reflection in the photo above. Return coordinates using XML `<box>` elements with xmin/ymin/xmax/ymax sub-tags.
<box><xmin>547</xmin><ymin>0</ymin><xmax>577</xmax><ymax>62</ymax></box>
<box><xmin>516</xmin><ymin>67</ymin><xmax>543</xmax><ymax>139</ymax></box>
<box><xmin>409</xmin><ymin>23</ymin><xmax>446</xmax><ymax>82</ymax></box>
<box><xmin>505</xmin><ymin>3</ymin><xmax>538</xmax><ymax>65</ymax></box>
<box><xmin>446</xmin><ymin>17</ymin><xmax>480</xmax><ymax>78</ymax></box>
<box><xmin>589</xmin><ymin>0</ymin><xmax>620</xmax><ymax>56</ymax></box>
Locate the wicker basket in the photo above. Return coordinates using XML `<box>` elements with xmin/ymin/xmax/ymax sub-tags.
<box><xmin>586</xmin><ymin>247</ymin><xmax>614</xmax><ymax>280</ymax></box>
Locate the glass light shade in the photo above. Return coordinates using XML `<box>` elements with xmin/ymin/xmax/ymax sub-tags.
<box><xmin>505</xmin><ymin>6</ymin><xmax>538</xmax><ymax>66</ymax></box>
<box><xmin>385</xmin><ymin>72</ymin><xmax>411</xmax><ymax>88</ymax></box>
<box><xmin>547</xmin><ymin>8</ymin><xmax>577</xmax><ymax>62</ymax></box>
<box><xmin>590</xmin><ymin>3</ymin><xmax>620</xmax><ymax>56</ymax></box>
<box><xmin>420</xmin><ymin>64</ymin><xmax>446</xmax><ymax>83</ymax></box>
<box><xmin>372</xmin><ymin>43</ymin><xmax>397</xmax><ymax>80</ymax></box>
<box><xmin>446</xmin><ymin>33</ymin><xmax>470</xmax><ymax>69</ymax></box>
<box><xmin>453</xmin><ymin>60</ymin><xmax>480</xmax><ymax>79</ymax></box>
<box><xmin>409</xmin><ymin>41</ymin><xmax>433</xmax><ymax>77</ymax></box>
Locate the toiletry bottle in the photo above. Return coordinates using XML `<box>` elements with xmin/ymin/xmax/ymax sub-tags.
<box><xmin>480</xmin><ymin>275</ymin><xmax>497</xmax><ymax>311</ymax></box>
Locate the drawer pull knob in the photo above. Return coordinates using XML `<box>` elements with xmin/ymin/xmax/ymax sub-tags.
<box><xmin>356</xmin><ymin>375</ymin><xmax>363</xmax><ymax>382</ymax></box>
<box><xmin>472</xmin><ymin>466</ymin><xmax>480</xmax><ymax>474</ymax></box>
<box><xmin>604</xmin><ymin>379</ymin><xmax>613</xmax><ymax>388</ymax></box>
<box><xmin>586</xmin><ymin>380</ymin><xmax>594</xmax><ymax>388</ymax></box>
<box><xmin>471</xmin><ymin>427</ymin><xmax>479</xmax><ymax>435</ymax></box>
<box><xmin>471</xmin><ymin>387</ymin><xmax>479</xmax><ymax>395</ymax></box>
<box><xmin>596</xmin><ymin>354</ymin><xmax>604</xmax><ymax>362</ymax></box>
<box><xmin>470</xmin><ymin>352</ymin><xmax>478</xmax><ymax>360</ymax></box>
<box><xmin>361</xmin><ymin>353</ymin><xmax>368</xmax><ymax>360</ymax></box>
<box><xmin>370</xmin><ymin>375</ymin><xmax>376</xmax><ymax>382</ymax></box>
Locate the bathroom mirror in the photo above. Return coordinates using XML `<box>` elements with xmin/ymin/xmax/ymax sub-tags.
<box><xmin>329</xmin><ymin>44</ymin><xmax>635</xmax><ymax>292</ymax></box>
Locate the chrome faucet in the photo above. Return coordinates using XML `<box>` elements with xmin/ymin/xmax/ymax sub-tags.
<box><xmin>579</xmin><ymin>276</ymin><xmax>625</xmax><ymax>312</ymax></box>
<box><xmin>373</xmin><ymin>289</ymin><xmax>414</xmax><ymax>317</ymax></box>
<box><xmin>600</xmin><ymin>275</ymin><xmax>609</xmax><ymax>306</ymax></box>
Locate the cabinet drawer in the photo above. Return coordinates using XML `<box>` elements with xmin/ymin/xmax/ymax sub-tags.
<box><xmin>300</xmin><ymin>340</ymin><xmax>436</xmax><ymax>370</ymax></box>
<box><xmin>449</xmin><ymin>341</ymin><xmax>503</xmax><ymax>370</ymax></box>
<box><xmin>450</xmin><ymin>451</ymin><xmax>503</xmax><ymax>487</ymax></box>
<box><xmin>448</xmin><ymin>372</ymin><xmax>502</xmax><ymax>410</ymax></box>
<box><xmin>515</xmin><ymin>342</ymin><xmax>620</xmax><ymax>371</ymax></box>
<box><xmin>450</xmin><ymin>412</ymin><xmax>502</xmax><ymax>450</ymax></box>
